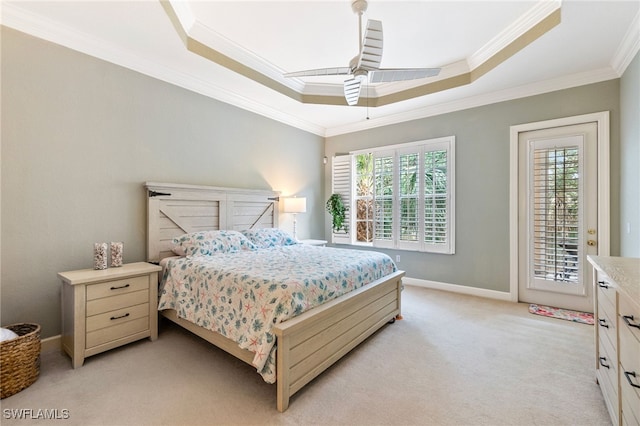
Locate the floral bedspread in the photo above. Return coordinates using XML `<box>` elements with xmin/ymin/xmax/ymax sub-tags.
<box><xmin>158</xmin><ymin>244</ymin><xmax>397</xmax><ymax>383</ymax></box>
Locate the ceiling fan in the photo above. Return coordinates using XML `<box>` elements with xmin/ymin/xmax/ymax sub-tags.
<box><xmin>284</xmin><ymin>0</ymin><xmax>441</xmax><ymax>106</ymax></box>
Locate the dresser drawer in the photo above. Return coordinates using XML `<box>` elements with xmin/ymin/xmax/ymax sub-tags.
<box><xmin>621</xmin><ymin>388</ymin><xmax>640</xmax><ymax>426</ymax></box>
<box><xmin>598</xmin><ymin>333</ymin><xmax>618</xmax><ymax>401</ymax></box>
<box><xmin>619</xmin><ymin>295</ymin><xmax>640</xmax><ymax>344</ymax></box>
<box><xmin>598</xmin><ymin>366</ymin><xmax>620</xmax><ymax>426</ymax></box>
<box><xmin>86</xmin><ymin>289</ymin><xmax>149</xmax><ymax>316</ymax></box>
<box><xmin>86</xmin><ymin>317</ymin><xmax>149</xmax><ymax>348</ymax></box>
<box><xmin>597</xmin><ymin>277</ymin><xmax>617</xmax><ymax>312</ymax></box>
<box><xmin>597</xmin><ymin>300</ymin><xmax>618</xmax><ymax>351</ymax></box>
<box><xmin>620</xmin><ymin>321</ymin><xmax>640</xmax><ymax>422</ymax></box>
<box><xmin>86</xmin><ymin>276</ymin><xmax>149</xmax><ymax>300</ymax></box>
<box><xmin>86</xmin><ymin>303</ymin><xmax>150</xmax><ymax>333</ymax></box>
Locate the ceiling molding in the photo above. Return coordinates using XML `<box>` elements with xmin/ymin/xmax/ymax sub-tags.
<box><xmin>467</xmin><ymin>0</ymin><xmax>562</xmax><ymax>70</ymax></box>
<box><xmin>611</xmin><ymin>10</ymin><xmax>640</xmax><ymax>75</ymax></box>
<box><xmin>324</xmin><ymin>66</ymin><xmax>619</xmax><ymax>137</ymax></box>
<box><xmin>1</xmin><ymin>1</ymin><xmax>326</xmax><ymax>136</ymax></box>
<box><xmin>166</xmin><ymin>0</ymin><xmax>562</xmax><ymax>107</ymax></box>
<box><xmin>1</xmin><ymin>1</ymin><xmax>632</xmax><ymax>139</ymax></box>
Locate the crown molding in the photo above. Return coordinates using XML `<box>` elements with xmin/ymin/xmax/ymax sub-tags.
<box><xmin>468</xmin><ymin>0</ymin><xmax>562</xmax><ymax>70</ymax></box>
<box><xmin>0</xmin><ymin>2</ymin><xmax>326</xmax><ymax>136</ymax></box>
<box><xmin>325</xmin><ymin>67</ymin><xmax>619</xmax><ymax>137</ymax></box>
<box><xmin>1</xmin><ymin>1</ymin><xmax>632</xmax><ymax>139</ymax></box>
<box><xmin>168</xmin><ymin>0</ymin><xmax>561</xmax><ymax>107</ymax></box>
<box><xmin>611</xmin><ymin>10</ymin><xmax>640</xmax><ymax>75</ymax></box>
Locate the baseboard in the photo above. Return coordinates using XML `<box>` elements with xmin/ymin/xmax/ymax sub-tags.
<box><xmin>404</xmin><ymin>277</ymin><xmax>513</xmax><ymax>302</ymax></box>
<box><xmin>41</xmin><ymin>334</ymin><xmax>61</xmax><ymax>353</ymax></box>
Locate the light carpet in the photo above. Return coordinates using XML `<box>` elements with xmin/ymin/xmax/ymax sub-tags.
<box><xmin>0</xmin><ymin>286</ymin><xmax>610</xmax><ymax>425</ymax></box>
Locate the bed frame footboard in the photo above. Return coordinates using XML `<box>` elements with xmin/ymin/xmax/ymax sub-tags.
<box><xmin>273</xmin><ymin>270</ymin><xmax>404</xmax><ymax>412</ymax></box>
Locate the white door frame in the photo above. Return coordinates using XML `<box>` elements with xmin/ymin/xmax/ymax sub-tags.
<box><xmin>509</xmin><ymin>111</ymin><xmax>610</xmax><ymax>302</ymax></box>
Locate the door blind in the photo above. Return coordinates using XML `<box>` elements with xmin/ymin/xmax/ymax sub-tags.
<box><xmin>531</xmin><ymin>146</ymin><xmax>580</xmax><ymax>283</ymax></box>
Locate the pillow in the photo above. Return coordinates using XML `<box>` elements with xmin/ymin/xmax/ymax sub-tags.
<box><xmin>241</xmin><ymin>228</ymin><xmax>299</xmax><ymax>249</ymax></box>
<box><xmin>1</xmin><ymin>327</ymin><xmax>19</xmax><ymax>342</ymax></box>
<box><xmin>171</xmin><ymin>230</ymin><xmax>256</xmax><ymax>256</ymax></box>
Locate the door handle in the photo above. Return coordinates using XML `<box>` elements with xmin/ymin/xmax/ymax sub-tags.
<box><xmin>587</xmin><ymin>240</ymin><xmax>597</xmax><ymax>246</ymax></box>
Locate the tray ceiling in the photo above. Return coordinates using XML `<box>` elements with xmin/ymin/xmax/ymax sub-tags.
<box><xmin>2</xmin><ymin>1</ymin><xmax>638</xmax><ymax>136</ymax></box>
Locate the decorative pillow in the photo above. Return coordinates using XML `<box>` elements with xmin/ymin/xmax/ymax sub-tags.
<box><xmin>241</xmin><ymin>228</ymin><xmax>299</xmax><ymax>249</ymax></box>
<box><xmin>171</xmin><ymin>230</ymin><xmax>257</xmax><ymax>256</ymax></box>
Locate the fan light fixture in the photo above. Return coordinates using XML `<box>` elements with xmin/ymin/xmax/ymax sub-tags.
<box><xmin>284</xmin><ymin>0</ymin><xmax>441</xmax><ymax>106</ymax></box>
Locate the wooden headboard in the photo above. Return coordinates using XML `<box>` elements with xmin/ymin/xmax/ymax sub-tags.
<box><xmin>145</xmin><ymin>182</ymin><xmax>280</xmax><ymax>263</ymax></box>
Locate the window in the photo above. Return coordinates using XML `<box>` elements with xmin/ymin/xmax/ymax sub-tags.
<box><xmin>331</xmin><ymin>136</ymin><xmax>455</xmax><ymax>254</ymax></box>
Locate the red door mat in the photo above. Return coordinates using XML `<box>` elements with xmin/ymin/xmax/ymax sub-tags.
<box><xmin>528</xmin><ymin>304</ymin><xmax>594</xmax><ymax>325</ymax></box>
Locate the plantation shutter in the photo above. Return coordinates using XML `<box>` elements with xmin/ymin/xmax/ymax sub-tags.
<box><xmin>331</xmin><ymin>155</ymin><xmax>352</xmax><ymax>244</ymax></box>
<box><xmin>530</xmin><ymin>145</ymin><xmax>581</xmax><ymax>283</ymax></box>
<box><xmin>423</xmin><ymin>146</ymin><xmax>451</xmax><ymax>253</ymax></box>
<box><xmin>397</xmin><ymin>148</ymin><xmax>421</xmax><ymax>250</ymax></box>
<box><xmin>373</xmin><ymin>151</ymin><xmax>395</xmax><ymax>248</ymax></box>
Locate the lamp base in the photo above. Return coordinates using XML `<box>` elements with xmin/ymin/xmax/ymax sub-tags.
<box><xmin>292</xmin><ymin>214</ymin><xmax>298</xmax><ymax>240</ymax></box>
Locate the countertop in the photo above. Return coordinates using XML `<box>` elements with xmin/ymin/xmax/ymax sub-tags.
<box><xmin>587</xmin><ymin>255</ymin><xmax>640</xmax><ymax>310</ymax></box>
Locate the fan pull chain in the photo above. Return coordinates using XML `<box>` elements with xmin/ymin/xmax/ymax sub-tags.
<box><xmin>366</xmin><ymin>81</ymin><xmax>370</xmax><ymax>120</ymax></box>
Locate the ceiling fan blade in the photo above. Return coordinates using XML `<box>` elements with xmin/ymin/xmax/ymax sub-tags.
<box><xmin>343</xmin><ymin>78</ymin><xmax>362</xmax><ymax>106</ymax></box>
<box><xmin>369</xmin><ymin>68</ymin><xmax>441</xmax><ymax>83</ymax></box>
<box><xmin>357</xmin><ymin>19</ymin><xmax>383</xmax><ymax>71</ymax></box>
<box><xmin>284</xmin><ymin>67</ymin><xmax>352</xmax><ymax>78</ymax></box>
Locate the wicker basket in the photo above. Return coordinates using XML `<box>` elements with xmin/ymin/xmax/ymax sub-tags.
<box><xmin>1</xmin><ymin>323</ymin><xmax>41</xmax><ymax>399</ymax></box>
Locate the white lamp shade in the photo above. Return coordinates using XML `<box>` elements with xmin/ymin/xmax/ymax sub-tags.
<box><xmin>283</xmin><ymin>197</ymin><xmax>307</xmax><ymax>214</ymax></box>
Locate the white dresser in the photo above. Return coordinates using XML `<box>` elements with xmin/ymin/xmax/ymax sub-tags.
<box><xmin>588</xmin><ymin>256</ymin><xmax>640</xmax><ymax>426</ymax></box>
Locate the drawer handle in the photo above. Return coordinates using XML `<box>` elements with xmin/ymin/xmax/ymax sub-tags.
<box><xmin>597</xmin><ymin>281</ymin><xmax>609</xmax><ymax>289</ymax></box>
<box><xmin>110</xmin><ymin>313</ymin><xmax>130</xmax><ymax>321</ymax></box>
<box><xmin>110</xmin><ymin>283</ymin><xmax>130</xmax><ymax>290</ymax></box>
<box><xmin>624</xmin><ymin>371</ymin><xmax>640</xmax><ymax>389</ymax></box>
<box><xmin>598</xmin><ymin>318</ymin><xmax>609</xmax><ymax>328</ymax></box>
<box><xmin>622</xmin><ymin>315</ymin><xmax>640</xmax><ymax>329</ymax></box>
<box><xmin>598</xmin><ymin>357</ymin><xmax>610</xmax><ymax>369</ymax></box>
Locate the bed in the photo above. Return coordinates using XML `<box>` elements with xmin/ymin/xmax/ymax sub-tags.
<box><xmin>145</xmin><ymin>182</ymin><xmax>405</xmax><ymax>411</ymax></box>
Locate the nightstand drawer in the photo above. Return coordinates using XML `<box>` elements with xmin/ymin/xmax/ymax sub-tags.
<box><xmin>86</xmin><ymin>276</ymin><xmax>149</xmax><ymax>300</ymax></box>
<box><xmin>86</xmin><ymin>303</ymin><xmax>150</xmax><ymax>333</ymax></box>
<box><xmin>86</xmin><ymin>317</ymin><xmax>149</xmax><ymax>348</ymax></box>
<box><xmin>86</xmin><ymin>289</ymin><xmax>149</xmax><ymax>316</ymax></box>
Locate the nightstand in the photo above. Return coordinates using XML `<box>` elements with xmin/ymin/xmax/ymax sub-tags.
<box><xmin>58</xmin><ymin>262</ymin><xmax>161</xmax><ymax>368</ymax></box>
<box><xmin>299</xmin><ymin>239</ymin><xmax>328</xmax><ymax>246</ymax></box>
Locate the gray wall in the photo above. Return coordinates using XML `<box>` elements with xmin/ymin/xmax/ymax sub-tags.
<box><xmin>325</xmin><ymin>80</ymin><xmax>624</xmax><ymax>292</ymax></box>
<box><xmin>1</xmin><ymin>28</ymin><xmax>324</xmax><ymax>338</ymax></box>
<box><xmin>620</xmin><ymin>51</ymin><xmax>640</xmax><ymax>257</ymax></box>
<box><xmin>2</xmin><ymin>26</ymin><xmax>637</xmax><ymax>339</ymax></box>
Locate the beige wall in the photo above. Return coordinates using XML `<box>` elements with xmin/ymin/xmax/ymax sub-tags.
<box><xmin>1</xmin><ymin>28</ymin><xmax>324</xmax><ymax>338</ymax></box>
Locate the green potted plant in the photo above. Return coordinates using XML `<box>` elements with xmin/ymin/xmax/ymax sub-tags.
<box><xmin>326</xmin><ymin>194</ymin><xmax>347</xmax><ymax>233</ymax></box>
